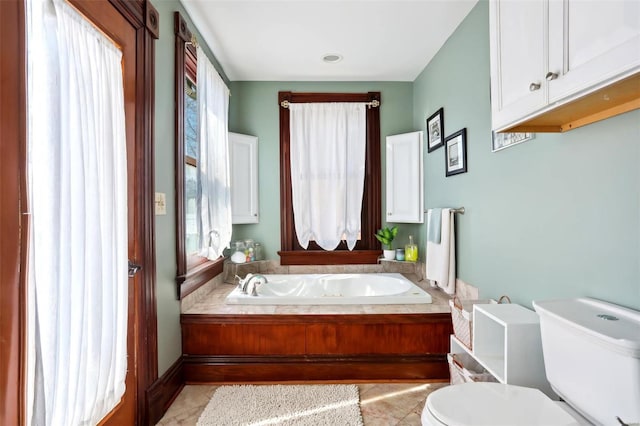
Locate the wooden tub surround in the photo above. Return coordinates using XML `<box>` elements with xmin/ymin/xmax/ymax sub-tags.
<box><xmin>181</xmin><ymin>276</ymin><xmax>453</xmax><ymax>383</ymax></box>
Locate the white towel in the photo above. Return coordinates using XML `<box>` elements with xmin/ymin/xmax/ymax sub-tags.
<box><xmin>426</xmin><ymin>208</ymin><xmax>456</xmax><ymax>295</ymax></box>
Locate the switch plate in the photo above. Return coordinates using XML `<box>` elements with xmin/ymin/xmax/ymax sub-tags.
<box><xmin>155</xmin><ymin>192</ymin><xmax>166</xmax><ymax>215</ymax></box>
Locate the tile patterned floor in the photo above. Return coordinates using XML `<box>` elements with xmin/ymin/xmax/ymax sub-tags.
<box><xmin>156</xmin><ymin>382</ymin><xmax>448</xmax><ymax>426</ymax></box>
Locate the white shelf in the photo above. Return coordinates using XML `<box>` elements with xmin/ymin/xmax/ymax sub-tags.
<box><xmin>449</xmin><ymin>303</ymin><xmax>556</xmax><ymax>399</ymax></box>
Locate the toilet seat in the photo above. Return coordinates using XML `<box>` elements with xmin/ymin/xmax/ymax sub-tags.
<box><xmin>422</xmin><ymin>383</ymin><xmax>586</xmax><ymax>426</ymax></box>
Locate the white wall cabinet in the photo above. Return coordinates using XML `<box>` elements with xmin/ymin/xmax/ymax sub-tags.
<box><xmin>490</xmin><ymin>0</ymin><xmax>640</xmax><ymax>132</ymax></box>
<box><xmin>450</xmin><ymin>303</ymin><xmax>555</xmax><ymax>399</ymax></box>
<box><xmin>229</xmin><ymin>132</ymin><xmax>259</xmax><ymax>224</ymax></box>
<box><xmin>385</xmin><ymin>131</ymin><xmax>423</xmax><ymax>223</ymax></box>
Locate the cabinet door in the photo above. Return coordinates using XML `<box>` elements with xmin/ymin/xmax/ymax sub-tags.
<box><xmin>386</xmin><ymin>131</ymin><xmax>423</xmax><ymax>223</ymax></box>
<box><xmin>230</xmin><ymin>132</ymin><xmax>259</xmax><ymax>224</ymax></box>
<box><xmin>548</xmin><ymin>0</ymin><xmax>640</xmax><ymax>103</ymax></box>
<box><xmin>490</xmin><ymin>0</ymin><xmax>547</xmax><ymax>130</ymax></box>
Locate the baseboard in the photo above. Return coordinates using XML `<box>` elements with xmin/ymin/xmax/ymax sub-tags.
<box><xmin>146</xmin><ymin>356</ymin><xmax>184</xmax><ymax>425</ymax></box>
<box><xmin>182</xmin><ymin>354</ymin><xmax>449</xmax><ymax>383</ymax></box>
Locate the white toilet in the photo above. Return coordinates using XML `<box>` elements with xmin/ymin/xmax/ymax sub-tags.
<box><xmin>422</xmin><ymin>298</ymin><xmax>640</xmax><ymax>426</ymax></box>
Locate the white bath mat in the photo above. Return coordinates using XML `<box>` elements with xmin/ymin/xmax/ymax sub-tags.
<box><xmin>196</xmin><ymin>384</ymin><xmax>363</xmax><ymax>426</ymax></box>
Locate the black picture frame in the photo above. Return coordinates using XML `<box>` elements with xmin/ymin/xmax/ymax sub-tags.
<box><xmin>445</xmin><ymin>128</ymin><xmax>467</xmax><ymax>177</ymax></box>
<box><xmin>426</xmin><ymin>108</ymin><xmax>444</xmax><ymax>153</ymax></box>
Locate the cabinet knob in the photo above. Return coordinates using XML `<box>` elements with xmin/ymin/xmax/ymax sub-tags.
<box><xmin>529</xmin><ymin>82</ymin><xmax>541</xmax><ymax>92</ymax></box>
<box><xmin>387</xmin><ymin>212</ymin><xmax>391</xmax><ymax>216</ymax></box>
<box><xmin>545</xmin><ymin>72</ymin><xmax>558</xmax><ymax>81</ymax></box>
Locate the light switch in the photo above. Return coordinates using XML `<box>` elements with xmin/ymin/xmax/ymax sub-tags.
<box><xmin>155</xmin><ymin>192</ymin><xmax>166</xmax><ymax>215</ymax></box>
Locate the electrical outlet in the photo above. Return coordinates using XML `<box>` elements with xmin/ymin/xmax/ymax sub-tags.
<box><xmin>155</xmin><ymin>192</ymin><xmax>166</xmax><ymax>215</ymax></box>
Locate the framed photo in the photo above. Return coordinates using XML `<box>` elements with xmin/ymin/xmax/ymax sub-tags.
<box><xmin>445</xmin><ymin>128</ymin><xmax>467</xmax><ymax>177</ymax></box>
<box><xmin>491</xmin><ymin>132</ymin><xmax>535</xmax><ymax>152</ymax></box>
<box><xmin>426</xmin><ymin>108</ymin><xmax>444</xmax><ymax>152</ymax></box>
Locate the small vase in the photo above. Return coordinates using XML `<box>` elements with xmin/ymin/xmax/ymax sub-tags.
<box><xmin>383</xmin><ymin>249</ymin><xmax>396</xmax><ymax>260</ymax></box>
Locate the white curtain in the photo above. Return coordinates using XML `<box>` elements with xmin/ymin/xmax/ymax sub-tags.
<box><xmin>27</xmin><ymin>0</ymin><xmax>128</xmax><ymax>424</ymax></box>
<box><xmin>196</xmin><ymin>46</ymin><xmax>232</xmax><ymax>260</ymax></box>
<box><xmin>289</xmin><ymin>103</ymin><xmax>366</xmax><ymax>250</ymax></box>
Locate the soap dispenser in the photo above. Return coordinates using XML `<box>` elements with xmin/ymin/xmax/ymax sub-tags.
<box><xmin>405</xmin><ymin>235</ymin><xmax>418</xmax><ymax>262</ymax></box>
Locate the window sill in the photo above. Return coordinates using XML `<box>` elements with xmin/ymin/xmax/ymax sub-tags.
<box><xmin>178</xmin><ymin>256</ymin><xmax>224</xmax><ymax>299</ymax></box>
<box><xmin>278</xmin><ymin>250</ymin><xmax>382</xmax><ymax>266</ymax></box>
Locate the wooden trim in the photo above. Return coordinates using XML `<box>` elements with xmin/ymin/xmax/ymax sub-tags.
<box><xmin>179</xmin><ymin>257</ymin><xmax>225</xmax><ymax>299</ymax></box>
<box><xmin>560</xmin><ymin>97</ymin><xmax>640</xmax><ymax>132</ymax></box>
<box><xmin>278</xmin><ymin>91</ymin><xmax>382</xmax><ymax>265</ymax></box>
<box><xmin>174</xmin><ymin>11</ymin><xmax>188</xmax><ymax>299</ymax></box>
<box><xmin>144</xmin><ymin>1</ymin><xmax>159</xmax><ymax>39</ymax></box>
<box><xmin>182</xmin><ymin>354</ymin><xmax>449</xmax><ymax>383</ymax></box>
<box><xmin>278</xmin><ymin>250</ymin><xmax>382</xmax><ymax>265</ymax></box>
<box><xmin>138</xmin><ymin>4</ymin><xmax>159</xmax><ymax>424</ymax></box>
<box><xmin>146</xmin><ymin>357</ymin><xmax>184</xmax><ymax>426</ymax></box>
<box><xmin>0</xmin><ymin>1</ymin><xmax>27</xmax><ymax>424</ymax></box>
<box><xmin>182</xmin><ymin>313</ymin><xmax>453</xmax><ymax>325</ymax></box>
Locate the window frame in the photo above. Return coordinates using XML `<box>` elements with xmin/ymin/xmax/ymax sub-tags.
<box><xmin>174</xmin><ymin>12</ymin><xmax>223</xmax><ymax>298</ymax></box>
<box><xmin>278</xmin><ymin>91</ymin><xmax>382</xmax><ymax>265</ymax></box>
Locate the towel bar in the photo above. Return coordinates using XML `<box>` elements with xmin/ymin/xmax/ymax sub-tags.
<box><xmin>424</xmin><ymin>207</ymin><xmax>465</xmax><ymax>214</ymax></box>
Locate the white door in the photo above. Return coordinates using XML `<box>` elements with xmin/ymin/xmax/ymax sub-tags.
<box><xmin>386</xmin><ymin>131</ymin><xmax>423</xmax><ymax>223</ymax></box>
<box><xmin>547</xmin><ymin>0</ymin><xmax>640</xmax><ymax>102</ymax></box>
<box><xmin>230</xmin><ymin>132</ymin><xmax>259</xmax><ymax>224</ymax></box>
<box><xmin>490</xmin><ymin>0</ymin><xmax>547</xmax><ymax>130</ymax></box>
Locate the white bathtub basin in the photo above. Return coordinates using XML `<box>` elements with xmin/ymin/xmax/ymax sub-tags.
<box><xmin>225</xmin><ymin>273</ymin><xmax>432</xmax><ymax>305</ymax></box>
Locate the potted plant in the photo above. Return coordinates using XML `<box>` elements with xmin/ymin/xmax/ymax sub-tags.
<box><xmin>375</xmin><ymin>226</ymin><xmax>398</xmax><ymax>260</ymax></box>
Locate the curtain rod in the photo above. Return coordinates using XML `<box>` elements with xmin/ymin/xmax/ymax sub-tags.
<box><xmin>186</xmin><ymin>34</ymin><xmax>231</xmax><ymax>97</ymax></box>
<box><xmin>186</xmin><ymin>34</ymin><xmax>199</xmax><ymax>48</ymax></box>
<box><xmin>280</xmin><ymin>100</ymin><xmax>380</xmax><ymax>109</ymax></box>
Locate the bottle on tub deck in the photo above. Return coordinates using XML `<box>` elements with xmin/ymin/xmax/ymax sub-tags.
<box><xmin>231</xmin><ymin>240</ymin><xmax>246</xmax><ymax>263</ymax></box>
<box><xmin>244</xmin><ymin>239</ymin><xmax>255</xmax><ymax>262</ymax></box>
<box><xmin>405</xmin><ymin>235</ymin><xmax>418</xmax><ymax>262</ymax></box>
<box><xmin>254</xmin><ymin>242</ymin><xmax>263</xmax><ymax>261</ymax></box>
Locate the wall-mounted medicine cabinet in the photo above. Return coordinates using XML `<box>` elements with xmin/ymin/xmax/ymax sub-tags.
<box><xmin>385</xmin><ymin>131</ymin><xmax>424</xmax><ymax>223</ymax></box>
<box><xmin>230</xmin><ymin>132</ymin><xmax>259</xmax><ymax>224</ymax></box>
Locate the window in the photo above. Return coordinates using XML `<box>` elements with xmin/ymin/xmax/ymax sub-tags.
<box><xmin>185</xmin><ymin>74</ymin><xmax>199</xmax><ymax>260</ymax></box>
<box><xmin>174</xmin><ymin>12</ymin><xmax>224</xmax><ymax>298</ymax></box>
<box><xmin>278</xmin><ymin>91</ymin><xmax>382</xmax><ymax>265</ymax></box>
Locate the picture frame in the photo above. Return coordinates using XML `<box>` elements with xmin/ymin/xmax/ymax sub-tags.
<box><xmin>491</xmin><ymin>132</ymin><xmax>535</xmax><ymax>152</ymax></box>
<box><xmin>445</xmin><ymin>128</ymin><xmax>467</xmax><ymax>177</ymax></box>
<box><xmin>426</xmin><ymin>108</ymin><xmax>444</xmax><ymax>152</ymax></box>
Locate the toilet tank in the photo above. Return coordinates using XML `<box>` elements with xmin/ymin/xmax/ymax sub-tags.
<box><xmin>533</xmin><ymin>298</ymin><xmax>640</xmax><ymax>426</ymax></box>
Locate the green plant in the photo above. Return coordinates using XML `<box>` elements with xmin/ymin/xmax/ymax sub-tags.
<box><xmin>374</xmin><ymin>226</ymin><xmax>398</xmax><ymax>250</ymax></box>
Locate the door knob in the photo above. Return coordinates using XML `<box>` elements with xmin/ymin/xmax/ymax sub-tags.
<box><xmin>529</xmin><ymin>82</ymin><xmax>541</xmax><ymax>91</ymax></box>
<box><xmin>128</xmin><ymin>260</ymin><xmax>142</xmax><ymax>278</ymax></box>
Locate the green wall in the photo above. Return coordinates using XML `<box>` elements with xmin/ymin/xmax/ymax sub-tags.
<box><xmin>154</xmin><ymin>0</ymin><xmax>228</xmax><ymax>375</ymax></box>
<box><xmin>413</xmin><ymin>1</ymin><xmax>640</xmax><ymax>309</ymax></box>
<box><xmin>228</xmin><ymin>81</ymin><xmax>419</xmax><ymax>258</ymax></box>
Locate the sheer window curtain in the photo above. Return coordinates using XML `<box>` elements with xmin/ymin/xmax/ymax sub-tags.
<box><xmin>289</xmin><ymin>103</ymin><xmax>366</xmax><ymax>250</ymax></box>
<box><xmin>27</xmin><ymin>0</ymin><xmax>128</xmax><ymax>424</ymax></box>
<box><xmin>196</xmin><ymin>46</ymin><xmax>232</xmax><ymax>260</ymax></box>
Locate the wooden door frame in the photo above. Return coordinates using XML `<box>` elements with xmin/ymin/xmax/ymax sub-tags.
<box><xmin>0</xmin><ymin>1</ymin><xmax>159</xmax><ymax>424</ymax></box>
<box><xmin>0</xmin><ymin>1</ymin><xmax>28</xmax><ymax>424</ymax></box>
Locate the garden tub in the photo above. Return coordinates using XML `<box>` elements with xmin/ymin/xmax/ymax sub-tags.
<box><xmin>225</xmin><ymin>273</ymin><xmax>432</xmax><ymax>305</ymax></box>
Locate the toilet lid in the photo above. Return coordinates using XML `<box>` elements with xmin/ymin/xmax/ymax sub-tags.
<box><xmin>427</xmin><ymin>383</ymin><xmax>582</xmax><ymax>426</ymax></box>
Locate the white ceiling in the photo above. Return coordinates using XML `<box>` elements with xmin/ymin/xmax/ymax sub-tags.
<box><xmin>180</xmin><ymin>0</ymin><xmax>479</xmax><ymax>82</ymax></box>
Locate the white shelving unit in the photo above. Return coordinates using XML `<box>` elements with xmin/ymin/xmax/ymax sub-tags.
<box><xmin>450</xmin><ymin>303</ymin><xmax>556</xmax><ymax>399</ymax></box>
